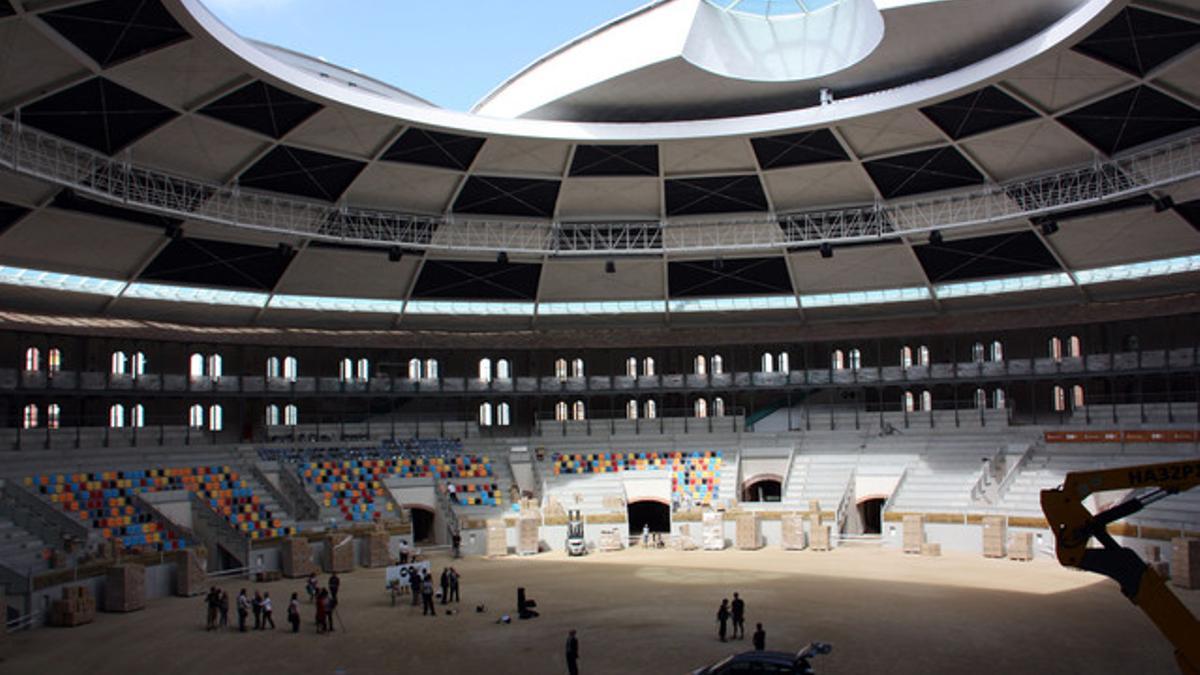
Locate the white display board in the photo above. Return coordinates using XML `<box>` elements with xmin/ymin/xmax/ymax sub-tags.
<box><xmin>703</xmin><ymin>511</ymin><xmax>725</xmax><ymax>550</ymax></box>
<box><xmin>385</xmin><ymin>561</ymin><xmax>432</xmax><ymax>588</ymax></box>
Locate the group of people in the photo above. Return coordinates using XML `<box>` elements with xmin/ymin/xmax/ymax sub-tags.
<box><xmin>716</xmin><ymin>592</ymin><xmax>766</xmax><ymax>650</ymax></box>
<box><xmin>204</xmin><ymin>586</ymin><xmax>294</xmax><ymax>632</ymax></box>
<box><xmin>307</xmin><ymin>572</ymin><xmax>340</xmax><ymax>633</ymax></box>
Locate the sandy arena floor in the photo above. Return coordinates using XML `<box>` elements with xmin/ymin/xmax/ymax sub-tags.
<box><xmin>2</xmin><ymin>546</ymin><xmax>1196</xmax><ymax>674</ymax></box>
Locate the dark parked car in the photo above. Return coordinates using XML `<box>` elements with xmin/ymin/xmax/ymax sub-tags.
<box><xmin>691</xmin><ymin>643</ymin><xmax>833</xmax><ymax>674</ymax></box>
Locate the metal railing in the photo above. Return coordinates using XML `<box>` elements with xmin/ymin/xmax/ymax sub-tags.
<box><xmin>2</xmin><ymin>116</ymin><xmax>1199</xmax><ymax>254</ymax></box>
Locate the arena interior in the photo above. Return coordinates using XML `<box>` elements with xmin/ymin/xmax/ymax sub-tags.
<box><xmin>0</xmin><ymin>0</ymin><xmax>1199</xmax><ymax>673</ymax></box>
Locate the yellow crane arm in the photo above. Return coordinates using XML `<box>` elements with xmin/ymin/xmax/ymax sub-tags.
<box><xmin>1041</xmin><ymin>458</ymin><xmax>1200</xmax><ymax>675</ymax></box>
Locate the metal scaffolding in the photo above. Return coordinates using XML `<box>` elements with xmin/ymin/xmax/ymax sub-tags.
<box><xmin>1</xmin><ymin>116</ymin><xmax>1197</xmax><ymax>256</ymax></box>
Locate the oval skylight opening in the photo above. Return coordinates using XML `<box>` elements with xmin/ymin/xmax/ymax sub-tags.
<box><xmin>705</xmin><ymin>0</ymin><xmax>842</xmax><ymax>19</ymax></box>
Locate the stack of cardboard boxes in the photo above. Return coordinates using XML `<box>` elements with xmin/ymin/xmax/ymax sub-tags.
<box><xmin>671</xmin><ymin>524</ymin><xmax>698</xmax><ymax>551</ymax></box>
<box><xmin>1008</xmin><ymin>532</ymin><xmax>1034</xmax><ymax>561</ymax></box>
<box><xmin>50</xmin><ymin>586</ymin><xmax>96</xmax><ymax>627</ymax></box>
<box><xmin>324</xmin><ymin>535</ymin><xmax>355</xmax><ymax>573</ymax></box>
<box><xmin>517</xmin><ymin>516</ymin><xmax>539</xmax><ymax>555</ymax></box>
<box><xmin>920</xmin><ymin>542</ymin><xmax>942</xmax><ymax>556</ymax></box>
<box><xmin>173</xmin><ymin>548</ymin><xmax>207</xmax><ymax>597</ymax></box>
<box><xmin>282</xmin><ymin>537</ymin><xmax>316</xmax><ymax>578</ymax></box>
<box><xmin>104</xmin><ymin>564</ymin><xmax>145</xmax><ymax>613</ymax></box>
<box><xmin>703</xmin><ymin>512</ymin><xmax>725</xmax><ymax>550</ymax></box>
<box><xmin>781</xmin><ymin>513</ymin><xmax>807</xmax><ymax>550</ymax></box>
<box><xmin>982</xmin><ymin>516</ymin><xmax>1007</xmax><ymax>558</ymax></box>
<box><xmin>1171</xmin><ymin>538</ymin><xmax>1198</xmax><ymax>589</ymax></box>
<box><xmin>903</xmin><ymin>515</ymin><xmax>925</xmax><ymax>554</ymax></box>
<box><xmin>735</xmin><ymin>513</ymin><xmax>761</xmax><ymax>550</ymax></box>
<box><xmin>809</xmin><ymin>511</ymin><xmax>831</xmax><ymax>552</ymax></box>
<box><xmin>486</xmin><ymin>519</ymin><xmax>508</xmax><ymax>556</ymax></box>
<box><xmin>598</xmin><ymin>528</ymin><xmax>624</xmax><ymax>552</ymax></box>
<box><xmin>363</xmin><ymin>532</ymin><xmax>391</xmax><ymax>568</ymax></box>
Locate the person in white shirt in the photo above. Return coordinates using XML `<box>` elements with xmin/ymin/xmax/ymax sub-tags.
<box><xmin>261</xmin><ymin>592</ymin><xmax>275</xmax><ymax>629</ymax></box>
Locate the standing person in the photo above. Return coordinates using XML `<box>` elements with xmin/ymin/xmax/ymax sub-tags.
<box><xmin>409</xmin><ymin>567</ymin><xmax>422</xmax><ymax>606</ymax></box>
<box><xmin>716</xmin><ymin>599</ymin><xmax>730</xmax><ymax>642</ymax></box>
<box><xmin>731</xmin><ymin>592</ymin><xmax>746</xmax><ymax>640</ymax></box>
<box><xmin>452</xmin><ymin>532</ymin><xmax>462</xmax><ymax>559</ymax></box>
<box><xmin>326</xmin><ymin>592</ymin><xmax>337</xmax><ymax>633</ymax></box>
<box><xmin>261</xmin><ymin>592</ymin><xmax>276</xmax><ymax>629</ymax></box>
<box><xmin>315</xmin><ymin>589</ymin><xmax>327</xmax><ymax>634</ymax></box>
<box><xmin>218</xmin><ymin>589</ymin><xmax>229</xmax><ymax>630</ymax></box>
<box><xmin>237</xmin><ymin>589</ymin><xmax>250</xmax><ymax>632</ymax></box>
<box><xmin>565</xmin><ymin>629</ymin><xmax>580</xmax><ymax>675</ymax></box>
<box><xmin>252</xmin><ymin>591</ymin><xmax>264</xmax><ymax>630</ymax></box>
<box><xmin>752</xmin><ymin>623</ymin><xmax>766</xmax><ymax>651</ymax></box>
<box><xmin>448</xmin><ymin>567</ymin><xmax>460</xmax><ymax>603</ymax></box>
<box><xmin>642</xmin><ymin>523</ymin><xmax>650</xmax><ymax>548</ymax></box>
<box><xmin>306</xmin><ymin>573</ymin><xmax>318</xmax><ymax>603</ymax></box>
<box><xmin>288</xmin><ymin>592</ymin><xmax>301</xmax><ymax>633</ymax></box>
<box><xmin>329</xmin><ymin>573</ymin><xmax>341</xmax><ymax>603</ymax></box>
<box><xmin>421</xmin><ymin>572</ymin><xmax>436</xmax><ymax>616</ymax></box>
<box><xmin>439</xmin><ymin>568</ymin><xmax>450</xmax><ymax>605</ymax></box>
<box><xmin>205</xmin><ymin>587</ymin><xmax>218</xmax><ymax>630</ymax></box>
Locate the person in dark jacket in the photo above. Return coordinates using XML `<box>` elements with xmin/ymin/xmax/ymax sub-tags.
<box><xmin>448</xmin><ymin>567</ymin><xmax>460</xmax><ymax>603</ymax></box>
<box><xmin>252</xmin><ymin>591</ymin><xmax>264</xmax><ymax>629</ymax></box>
<box><xmin>753</xmin><ymin>623</ymin><xmax>766</xmax><ymax>651</ymax></box>
<box><xmin>409</xmin><ymin>567</ymin><xmax>421</xmax><ymax>606</ymax></box>
<box><xmin>440</xmin><ymin>568</ymin><xmax>450</xmax><ymax>605</ymax></box>
<box><xmin>731</xmin><ymin>592</ymin><xmax>746</xmax><ymax>639</ymax></box>
<box><xmin>566</xmin><ymin>629</ymin><xmax>580</xmax><ymax>675</ymax></box>
<box><xmin>422</xmin><ymin>572</ymin><xmax>436</xmax><ymax>616</ymax></box>
<box><xmin>288</xmin><ymin>592</ymin><xmax>301</xmax><ymax>633</ymax></box>
<box><xmin>717</xmin><ymin>599</ymin><xmax>730</xmax><ymax>642</ymax></box>
<box><xmin>218</xmin><ymin>589</ymin><xmax>229</xmax><ymax>630</ymax></box>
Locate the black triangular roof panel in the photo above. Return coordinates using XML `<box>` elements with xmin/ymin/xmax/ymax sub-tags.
<box><xmin>453</xmin><ymin>176</ymin><xmax>561</xmax><ymax>218</ymax></box>
<box><xmin>1072</xmin><ymin>6</ymin><xmax>1200</xmax><ymax>77</ymax></box>
<box><xmin>862</xmin><ymin>147</ymin><xmax>984</xmax><ymax>199</ymax></box>
<box><xmin>239</xmin><ymin>145</ymin><xmax>366</xmax><ymax>202</ymax></box>
<box><xmin>920</xmin><ymin>86</ymin><xmax>1038</xmax><ymax>140</ymax></box>
<box><xmin>0</xmin><ymin>200</ymin><xmax>31</xmax><ymax>235</ymax></box>
<box><xmin>18</xmin><ymin>77</ymin><xmax>177</xmax><ymax>155</ymax></box>
<box><xmin>198</xmin><ymin>81</ymin><xmax>323</xmax><ymax>139</ymax></box>
<box><xmin>139</xmin><ymin>237</ymin><xmax>295</xmax><ymax>291</ymax></box>
<box><xmin>664</xmin><ymin>175</ymin><xmax>768</xmax><ymax>216</ymax></box>
<box><xmin>1058</xmin><ymin>85</ymin><xmax>1200</xmax><ymax>155</ymax></box>
<box><xmin>569</xmin><ymin>145</ymin><xmax>659</xmax><ymax>176</ymax></box>
<box><xmin>381</xmin><ymin>128</ymin><xmax>485</xmax><ymax>170</ymax></box>
<box><xmin>913</xmin><ymin>231</ymin><xmax>1061</xmax><ymax>283</ymax></box>
<box><xmin>1175</xmin><ymin>199</ymin><xmax>1200</xmax><ymax>232</ymax></box>
<box><xmin>40</xmin><ymin>0</ymin><xmax>190</xmax><ymax>68</ymax></box>
<box><xmin>411</xmin><ymin>259</ymin><xmax>542</xmax><ymax>300</ymax></box>
<box><xmin>0</xmin><ymin>1</ymin><xmax>15</xmax><ymax>18</ymax></box>
<box><xmin>751</xmin><ymin>129</ymin><xmax>849</xmax><ymax>169</ymax></box>
<box><xmin>668</xmin><ymin>257</ymin><xmax>793</xmax><ymax>297</ymax></box>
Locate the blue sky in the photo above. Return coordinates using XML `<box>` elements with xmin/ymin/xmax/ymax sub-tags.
<box><xmin>203</xmin><ymin>0</ymin><xmax>650</xmax><ymax>111</ymax></box>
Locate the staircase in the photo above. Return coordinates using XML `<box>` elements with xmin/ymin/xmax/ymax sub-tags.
<box><xmin>0</xmin><ymin>517</ymin><xmax>50</xmax><ymax>579</ymax></box>
<box><xmin>189</xmin><ymin>493</ymin><xmax>250</xmax><ymax>569</ymax></box>
<box><xmin>716</xmin><ymin>452</ymin><xmax>740</xmax><ymax>508</ymax></box>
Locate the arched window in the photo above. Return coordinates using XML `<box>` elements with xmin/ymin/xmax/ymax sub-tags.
<box><xmin>554</xmin><ymin>358</ymin><xmax>568</xmax><ymax>380</ymax></box>
<box><xmin>111</xmin><ymin>351</ymin><xmax>128</xmax><ymax>375</ymax></box>
<box><xmin>208</xmin><ymin>404</ymin><xmax>223</xmax><ymax>431</ymax></box>
<box><xmin>713</xmin><ymin>397</ymin><xmax>726</xmax><ymax>417</ymax></box>
<box><xmin>338</xmin><ymin>358</ymin><xmax>353</xmax><ymax>382</ymax></box>
<box><xmin>694</xmin><ymin>398</ymin><xmax>708</xmax><ymax>418</ymax></box>
<box><xmin>778</xmin><ymin>352</ymin><xmax>790</xmax><ymax>373</ymax></box>
<box><xmin>47</xmin><ymin>403</ymin><xmax>60</xmax><ymax>430</ymax></box>
<box><xmin>761</xmin><ymin>353</ymin><xmax>775</xmax><ymax>373</ymax></box>
<box><xmin>283</xmin><ymin>356</ymin><xmax>298</xmax><ymax>382</ymax></box>
<box><xmin>24</xmin><ymin>347</ymin><xmax>39</xmax><ymax>372</ymax></box>
<box><xmin>284</xmin><ymin>404</ymin><xmax>298</xmax><ymax>426</ymax></box>
<box><xmin>626</xmin><ymin>399</ymin><xmax>639</xmax><ymax>420</ymax></box>
<box><xmin>644</xmin><ymin>400</ymin><xmax>657</xmax><ymax>419</ymax></box>
<box><xmin>479</xmin><ymin>358</ymin><xmax>493</xmax><ymax>383</ymax></box>
<box><xmin>109</xmin><ymin>404</ymin><xmax>125</xmax><ymax>428</ymax></box>
<box><xmin>918</xmin><ymin>345</ymin><xmax>930</xmax><ymax>366</ymax></box>
<box><xmin>921</xmin><ymin>391</ymin><xmax>933</xmax><ymax>411</ymax></box>
<box><xmin>1072</xmin><ymin>384</ymin><xmax>1085</xmax><ymax>409</ymax></box>
<box><xmin>972</xmin><ymin>342</ymin><xmax>985</xmax><ymax>363</ymax></box>
<box><xmin>265</xmin><ymin>404</ymin><xmax>280</xmax><ymax>426</ymax></box>
<box><xmin>190</xmin><ymin>353</ymin><xmax>205</xmax><ymax>377</ymax></box>
<box><xmin>694</xmin><ymin>355</ymin><xmax>707</xmax><ymax>376</ymax></box>
<box><xmin>479</xmin><ymin>402</ymin><xmax>494</xmax><ymax>427</ymax></box>
<box><xmin>571</xmin><ymin>358</ymin><xmax>585</xmax><ymax>378</ymax></box>
<box><xmin>900</xmin><ymin>346</ymin><xmax>913</xmax><ymax>368</ymax></box>
<box><xmin>132</xmin><ymin>404</ymin><xmax>144</xmax><ymax>428</ymax></box>
<box><xmin>356</xmin><ymin>358</ymin><xmax>370</xmax><ymax>381</ymax></box>
<box><xmin>711</xmin><ymin>354</ymin><xmax>724</xmax><ymax>375</ymax></box>
<box><xmin>132</xmin><ymin>352</ymin><xmax>147</xmax><ymax>377</ymax></box>
<box><xmin>625</xmin><ymin>357</ymin><xmax>638</xmax><ymax>378</ymax></box>
<box><xmin>23</xmin><ymin>403</ymin><xmax>38</xmax><ymax>429</ymax></box>
<box><xmin>1049</xmin><ymin>337</ymin><xmax>1063</xmax><ymax>360</ymax></box>
<box><xmin>848</xmin><ymin>349</ymin><xmax>862</xmax><ymax>370</ymax></box>
<box><xmin>207</xmin><ymin>354</ymin><xmax>222</xmax><ymax>379</ymax></box>
<box><xmin>1068</xmin><ymin>336</ymin><xmax>1082</xmax><ymax>358</ymax></box>
<box><xmin>555</xmin><ymin>401</ymin><xmax>569</xmax><ymax>422</ymax></box>
<box><xmin>990</xmin><ymin>341</ymin><xmax>1004</xmax><ymax>362</ymax></box>
<box><xmin>903</xmin><ymin>391</ymin><xmax>915</xmax><ymax>413</ymax></box>
<box><xmin>572</xmin><ymin>400</ymin><xmax>586</xmax><ymax>421</ymax></box>
<box><xmin>831</xmin><ymin>350</ymin><xmax>844</xmax><ymax>370</ymax></box>
<box><xmin>424</xmin><ymin>359</ymin><xmax>439</xmax><ymax>379</ymax></box>
<box><xmin>408</xmin><ymin>358</ymin><xmax>423</xmax><ymax>380</ymax></box>
<box><xmin>497</xmin><ymin>402</ymin><xmax>511</xmax><ymax>426</ymax></box>
<box><xmin>266</xmin><ymin>357</ymin><xmax>281</xmax><ymax>378</ymax></box>
<box><xmin>188</xmin><ymin>404</ymin><xmax>204</xmax><ymax>428</ymax></box>
<box><xmin>1052</xmin><ymin>385</ymin><xmax>1066</xmax><ymax>412</ymax></box>
<box><xmin>975</xmin><ymin>388</ymin><xmax>987</xmax><ymax>409</ymax></box>
<box><xmin>993</xmin><ymin>388</ymin><xmax>1006</xmax><ymax>409</ymax></box>
<box><xmin>643</xmin><ymin>357</ymin><xmax>655</xmax><ymax>377</ymax></box>
<box><xmin>47</xmin><ymin>348</ymin><xmax>61</xmax><ymax>373</ymax></box>
<box><xmin>497</xmin><ymin>359</ymin><xmax>511</xmax><ymax>380</ymax></box>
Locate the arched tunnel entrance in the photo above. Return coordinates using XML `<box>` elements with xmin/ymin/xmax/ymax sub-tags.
<box><xmin>858</xmin><ymin>497</ymin><xmax>885</xmax><ymax>535</ymax></box>
<box><xmin>627</xmin><ymin>500</ymin><xmax>670</xmax><ymax>535</ymax></box>
<box><xmin>741</xmin><ymin>477</ymin><xmax>782</xmax><ymax>502</ymax></box>
<box><xmin>409</xmin><ymin>507</ymin><xmax>435</xmax><ymax>543</ymax></box>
